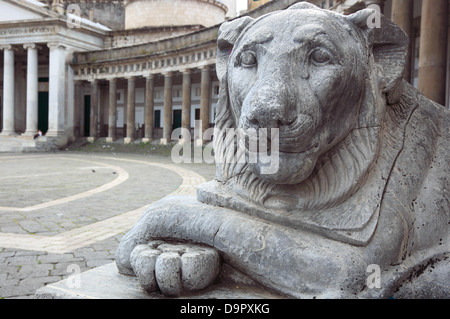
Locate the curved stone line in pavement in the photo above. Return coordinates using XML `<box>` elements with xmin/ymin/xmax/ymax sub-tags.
<box><xmin>0</xmin><ymin>155</ymin><xmax>206</xmax><ymax>254</ymax></box>
<box><xmin>0</xmin><ymin>157</ymin><xmax>130</xmax><ymax>212</ymax></box>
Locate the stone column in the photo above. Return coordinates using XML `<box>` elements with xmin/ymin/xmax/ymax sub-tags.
<box><xmin>418</xmin><ymin>0</ymin><xmax>449</xmax><ymax>105</ymax></box>
<box><xmin>199</xmin><ymin>66</ymin><xmax>211</xmax><ymax>145</ymax></box>
<box><xmin>73</xmin><ymin>80</ymin><xmax>82</xmax><ymax>138</ymax></box>
<box><xmin>181</xmin><ymin>69</ymin><xmax>192</xmax><ymax>141</ymax></box>
<box><xmin>89</xmin><ymin>79</ymin><xmax>98</xmax><ymax>140</ymax></box>
<box><xmin>47</xmin><ymin>42</ymin><xmax>67</xmax><ymax>144</ymax></box>
<box><xmin>162</xmin><ymin>72</ymin><xmax>173</xmax><ymax>144</ymax></box>
<box><xmin>66</xmin><ymin>52</ymin><xmax>76</xmax><ymax>142</ymax></box>
<box><xmin>23</xmin><ymin>43</ymin><xmax>39</xmax><ymax>136</ymax></box>
<box><xmin>79</xmin><ymin>83</ymin><xmax>86</xmax><ymax>137</ymax></box>
<box><xmin>365</xmin><ymin>0</ymin><xmax>384</xmax><ymax>13</ymax></box>
<box><xmin>391</xmin><ymin>0</ymin><xmax>414</xmax><ymax>82</ymax></box>
<box><xmin>125</xmin><ymin>76</ymin><xmax>135</xmax><ymax>144</ymax></box>
<box><xmin>143</xmin><ymin>74</ymin><xmax>154</xmax><ymax>143</ymax></box>
<box><xmin>107</xmin><ymin>78</ymin><xmax>117</xmax><ymax>142</ymax></box>
<box><xmin>0</xmin><ymin>45</ymin><xmax>16</xmax><ymax>136</ymax></box>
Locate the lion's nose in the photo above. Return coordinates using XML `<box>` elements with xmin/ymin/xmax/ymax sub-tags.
<box><xmin>244</xmin><ymin>93</ymin><xmax>297</xmax><ymax>130</ymax></box>
<box><xmin>246</xmin><ymin>112</ymin><xmax>297</xmax><ymax>130</ymax></box>
<box><xmin>242</xmin><ymin>72</ymin><xmax>300</xmax><ymax>130</ymax></box>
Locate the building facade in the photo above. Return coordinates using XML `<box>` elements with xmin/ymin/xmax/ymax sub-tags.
<box><xmin>0</xmin><ymin>0</ymin><xmax>448</xmax><ymax>151</ymax></box>
<box><xmin>248</xmin><ymin>0</ymin><xmax>272</xmax><ymax>11</ymax></box>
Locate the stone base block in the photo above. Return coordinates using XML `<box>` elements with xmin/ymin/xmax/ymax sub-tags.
<box><xmin>124</xmin><ymin>137</ymin><xmax>135</xmax><ymax>144</ymax></box>
<box><xmin>42</xmin><ymin>133</ymin><xmax>68</xmax><ymax>148</ymax></box>
<box><xmin>105</xmin><ymin>137</ymin><xmax>115</xmax><ymax>143</ymax></box>
<box><xmin>141</xmin><ymin>137</ymin><xmax>153</xmax><ymax>144</ymax></box>
<box><xmin>34</xmin><ymin>262</ymin><xmax>282</xmax><ymax>299</ymax></box>
<box><xmin>0</xmin><ymin>131</ymin><xmax>18</xmax><ymax>136</ymax></box>
<box><xmin>22</xmin><ymin>131</ymin><xmax>37</xmax><ymax>138</ymax></box>
<box><xmin>87</xmin><ymin>137</ymin><xmax>96</xmax><ymax>143</ymax></box>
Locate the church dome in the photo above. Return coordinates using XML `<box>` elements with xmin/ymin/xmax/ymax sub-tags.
<box><xmin>124</xmin><ymin>0</ymin><xmax>228</xmax><ymax>30</ymax></box>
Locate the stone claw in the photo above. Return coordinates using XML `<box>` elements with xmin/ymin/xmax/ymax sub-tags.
<box><xmin>130</xmin><ymin>240</ymin><xmax>221</xmax><ymax>296</ymax></box>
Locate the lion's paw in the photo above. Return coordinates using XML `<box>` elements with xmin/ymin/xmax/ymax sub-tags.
<box><xmin>130</xmin><ymin>240</ymin><xmax>221</xmax><ymax>296</ymax></box>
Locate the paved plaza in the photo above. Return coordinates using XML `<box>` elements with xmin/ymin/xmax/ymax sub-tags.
<box><xmin>0</xmin><ymin>151</ymin><xmax>215</xmax><ymax>298</ymax></box>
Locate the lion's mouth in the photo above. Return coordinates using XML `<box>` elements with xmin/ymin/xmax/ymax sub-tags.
<box><xmin>241</xmin><ymin>131</ymin><xmax>319</xmax><ymax>155</ymax></box>
<box><xmin>279</xmin><ymin>140</ymin><xmax>319</xmax><ymax>154</ymax></box>
<box><xmin>239</xmin><ymin>114</ymin><xmax>317</xmax><ymax>155</ymax></box>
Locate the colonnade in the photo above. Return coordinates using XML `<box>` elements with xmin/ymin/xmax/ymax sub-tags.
<box><xmin>84</xmin><ymin>65</ymin><xmax>213</xmax><ymax>144</ymax></box>
<box><xmin>390</xmin><ymin>0</ymin><xmax>448</xmax><ymax>106</ymax></box>
<box><xmin>416</xmin><ymin>0</ymin><xmax>448</xmax><ymax>106</ymax></box>
<box><xmin>363</xmin><ymin>0</ymin><xmax>449</xmax><ymax>106</ymax></box>
<box><xmin>0</xmin><ymin>43</ymin><xmax>214</xmax><ymax>144</ymax></box>
<box><xmin>0</xmin><ymin>42</ymin><xmax>67</xmax><ymax>139</ymax></box>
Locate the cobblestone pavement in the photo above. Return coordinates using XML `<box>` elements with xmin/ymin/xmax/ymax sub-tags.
<box><xmin>0</xmin><ymin>151</ymin><xmax>215</xmax><ymax>299</ymax></box>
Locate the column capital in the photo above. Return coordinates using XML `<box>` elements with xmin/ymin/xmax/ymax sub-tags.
<box><xmin>108</xmin><ymin>78</ymin><xmax>117</xmax><ymax>83</ymax></box>
<box><xmin>144</xmin><ymin>73</ymin><xmax>155</xmax><ymax>80</ymax></box>
<box><xmin>199</xmin><ymin>65</ymin><xmax>211</xmax><ymax>71</ymax></box>
<box><xmin>0</xmin><ymin>44</ymin><xmax>12</xmax><ymax>51</ymax></box>
<box><xmin>162</xmin><ymin>71</ymin><xmax>173</xmax><ymax>77</ymax></box>
<box><xmin>47</xmin><ymin>41</ymin><xmax>65</xmax><ymax>50</ymax></box>
<box><xmin>23</xmin><ymin>43</ymin><xmax>37</xmax><ymax>50</ymax></box>
<box><xmin>181</xmin><ymin>68</ymin><xmax>193</xmax><ymax>74</ymax></box>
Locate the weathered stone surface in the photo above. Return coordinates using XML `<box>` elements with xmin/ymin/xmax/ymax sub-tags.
<box><xmin>155</xmin><ymin>252</ymin><xmax>182</xmax><ymax>296</ymax></box>
<box><xmin>130</xmin><ymin>245</ymin><xmax>151</xmax><ymax>270</ymax></box>
<box><xmin>128</xmin><ymin>241</ymin><xmax>221</xmax><ymax>296</ymax></box>
<box><xmin>131</xmin><ymin>248</ymin><xmax>160</xmax><ymax>292</ymax></box>
<box><xmin>116</xmin><ymin>3</ymin><xmax>449</xmax><ymax>298</ymax></box>
<box><xmin>181</xmin><ymin>248</ymin><xmax>220</xmax><ymax>291</ymax></box>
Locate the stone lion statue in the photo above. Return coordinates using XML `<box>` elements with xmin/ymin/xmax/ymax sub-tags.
<box><xmin>116</xmin><ymin>3</ymin><xmax>449</xmax><ymax>298</ymax></box>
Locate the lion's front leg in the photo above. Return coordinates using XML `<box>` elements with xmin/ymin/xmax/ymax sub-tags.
<box><xmin>114</xmin><ymin>198</ymin><xmax>224</xmax><ymax>296</ymax></box>
<box><xmin>115</xmin><ymin>195</ymin><xmax>367</xmax><ymax>298</ymax></box>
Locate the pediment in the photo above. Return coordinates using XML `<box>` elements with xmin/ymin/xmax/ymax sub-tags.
<box><xmin>0</xmin><ymin>0</ymin><xmax>53</xmax><ymax>23</ymax></box>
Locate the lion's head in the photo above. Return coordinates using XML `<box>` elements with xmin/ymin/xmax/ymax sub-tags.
<box><xmin>199</xmin><ymin>3</ymin><xmax>409</xmax><ymax>245</ymax></box>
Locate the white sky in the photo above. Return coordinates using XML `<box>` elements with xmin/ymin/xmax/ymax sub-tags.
<box><xmin>236</xmin><ymin>0</ymin><xmax>248</xmax><ymax>13</ymax></box>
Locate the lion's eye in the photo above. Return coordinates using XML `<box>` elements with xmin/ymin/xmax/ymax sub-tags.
<box><xmin>239</xmin><ymin>51</ymin><xmax>257</xmax><ymax>67</ymax></box>
<box><xmin>310</xmin><ymin>48</ymin><xmax>332</xmax><ymax>65</ymax></box>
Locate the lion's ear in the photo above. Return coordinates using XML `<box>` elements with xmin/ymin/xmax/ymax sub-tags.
<box><xmin>347</xmin><ymin>8</ymin><xmax>408</xmax><ymax>103</ymax></box>
<box><xmin>216</xmin><ymin>16</ymin><xmax>254</xmax><ymax>82</ymax></box>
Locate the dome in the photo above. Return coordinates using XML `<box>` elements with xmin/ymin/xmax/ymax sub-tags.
<box><xmin>124</xmin><ymin>0</ymin><xmax>228</xmax><ymax>30</ymax></box>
